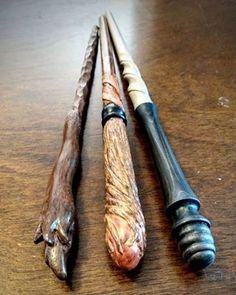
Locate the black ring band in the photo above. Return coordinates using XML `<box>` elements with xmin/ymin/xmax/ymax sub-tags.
<box><xmin>102</xmin><ymin>103</ymin><xmax>127</xmax><ymax>127</ymax></box>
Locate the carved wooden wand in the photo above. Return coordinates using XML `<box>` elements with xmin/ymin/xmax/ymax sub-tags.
<box><xmin>106</xmin><ymin>11</ymin><xmax>216</xmax><ymax>271</ymax></box>
<box><xmin>33</xmin><ymin>26</ymin><xmax>98</xmax><ymax>280</ymax></box>
<box><xmin>99</xmin><ymin>16</ymin><xmax>146</xmax><ymax>271</ymax></box>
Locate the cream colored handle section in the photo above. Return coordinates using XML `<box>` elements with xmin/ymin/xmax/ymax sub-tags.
<box><xmin>119</xmin><ymin>53</ymin><xmax>152</xmax><ymax>109</ymax></box>
<box><xmin>106</xmin><ymin>11</ymin><xmax>153</xmax><ymax>109</ymax></box>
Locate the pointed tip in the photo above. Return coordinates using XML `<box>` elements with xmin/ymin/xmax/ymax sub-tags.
<box><xmin>49</xmin><ymin>260</ymin><xmax>68</xmax><ymax>280</ymax></box>
<box><xmin>105</xmin><ymin>10</ymin><xmax>112</xmax><ymax>16</ymax></box>
<box><xmin>57</xmin><ymin>270</ymin><xmax>68</xmax><ymax>281</ymax></box>
<box><xmin>105</xmin><ymin>10</ymin><xmax>114</xmax><ymax>22</ymax></box>
<box><xmin>99</xmin><ymin>14</ymin><xmax>107</xmax><ymax>26</ymax></box>
<box><xmin>45</xmin><ymin>238</ymin><xmax>69</xmax><ymax>281</ymax></box>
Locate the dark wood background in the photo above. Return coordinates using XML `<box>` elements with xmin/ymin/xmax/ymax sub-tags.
<box><xmin>0</xmin><ymin>0</ymin><xmax>235</xmax><ymax>294</ymax></box>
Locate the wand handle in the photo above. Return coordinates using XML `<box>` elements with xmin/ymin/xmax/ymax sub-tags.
<box><xmin>103</xmin><ymin>117</ymin><xmax>146</xmax><ymax>271</ymax></box>
<box><xmin>106</xmin><ymin>11</ymin><xmax>216</xmax><ymax>271</ymax></box>
<box><xmin>135</xmin><ymin>103</ymin><xmax>216</xmax><ymax>270</ymax></box>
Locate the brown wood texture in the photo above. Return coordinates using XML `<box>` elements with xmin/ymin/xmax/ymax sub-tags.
<box><xmin>0</xmin><ymin>0</ymin><xmax>235</xmax><ymax>294</ymax></box>
<box><xmin>103</xmin><ymin>118</ymin><xmax>146</xmax><ymax>271</ymax></box>
<box><xmin>33</xmin><ymin>26</ymin><xmax>98</xmax><ymax>280</ymax></box>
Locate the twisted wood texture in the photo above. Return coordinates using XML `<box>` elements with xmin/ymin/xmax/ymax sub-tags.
<box><xmin>33</xmin><ymin>26</ymin><xmax>98</xmax><ymax>280</ymax></box>
<box><xmin>102</xmin><ymin>73</ymin><xmax>124</xmax><ymax>109</ymax></box>
<box><xmin>102</xmin><ymin>75</ymin><xmax>146</xmax><ymax>270</ymax></box>
<box><xmin>103</xmin><ymin>118</ymin><xmax>146</xmax><ymax>271</ymax></box>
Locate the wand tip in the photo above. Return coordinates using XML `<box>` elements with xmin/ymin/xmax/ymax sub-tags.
<box><xmin>45</xmin><ymin>236</ymin><xmax>69</xmax><ymax>280</ymax></box>
<box><xmin>105</xmin><ymin>10</ymin><xmax>112</xmax><ymax>17</ymax></box>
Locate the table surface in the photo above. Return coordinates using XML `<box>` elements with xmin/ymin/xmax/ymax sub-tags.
<box><xmin>0</xmin><ymin>0</ymin><xmax>236</xmax><ymax>294</ymax></box>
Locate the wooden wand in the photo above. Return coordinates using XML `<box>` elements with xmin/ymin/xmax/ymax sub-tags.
<box><xmin>33</xmin><ymin>26</ymin><xmax>98</xmax><ymax>280</ymax></box>
<box><xmin>106</xmin><ymin>11</ymin><xmax>216</xmax><ymax>271</ymax></box>
<box><xmin>99</xmin><ymin>16</ymin><xmax>146</xmax><ymax>271</ymax></box>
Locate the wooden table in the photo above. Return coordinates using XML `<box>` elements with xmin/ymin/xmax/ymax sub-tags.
<box><xmin>0</xmin><ymin>0</ymin><xmax>235</xmax><ymax>294</ymax></box>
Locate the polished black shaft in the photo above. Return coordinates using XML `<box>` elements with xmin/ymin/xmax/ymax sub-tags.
<box><xmin>135</xmin><ymin>102</ymin><xmax>216</xmax><ymax>270</ymax></box>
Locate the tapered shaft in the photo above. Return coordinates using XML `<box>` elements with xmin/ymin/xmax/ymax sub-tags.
<box><xmin>106</xmin><ymin>11</ymin><xmax>216</xmax><ymax>271</ymax></box>
<box><xmin>99</xmin><ymin>15</ymin><xmax>146</xmax><ymax>271</ymax></box>
<box><xmin>33</xmin><ymin>26</ymin><xmax>98</xmax><ymax>280</ymax></box>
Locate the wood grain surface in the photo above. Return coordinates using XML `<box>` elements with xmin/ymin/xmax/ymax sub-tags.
<box><xmin>0</xmin><ymin>0</ymin><xmax>235</xmax><ymax>294</ymax></box>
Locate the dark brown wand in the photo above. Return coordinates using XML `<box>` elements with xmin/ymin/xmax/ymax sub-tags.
<box><xmin>99</xmin><ymin>16</ymin><xmax>146</xmax><ymax>271</ymax></box>
<box><xmin>33</xmin><ymin>26</ymin><xmax>98</xmax><ymax>280</ymax></box>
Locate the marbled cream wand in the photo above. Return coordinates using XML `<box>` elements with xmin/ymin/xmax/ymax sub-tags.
<box><xmin>106</xmin><ymin>11</ymin><xmax>216</xmax><ymax>271</ymax></box>
<box><xmin>99</xmin><ymin>15</ymin><xmax>146</xmax><ymax>271</ymax></box>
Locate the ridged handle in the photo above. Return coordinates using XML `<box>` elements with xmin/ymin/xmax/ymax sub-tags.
<box><xmin>120</xmin><ymin>55</ymin><xmax>152</xmax><ymax>109</ymax></box>
<box><xmin>135</xmin><ymin>102</ymin><xmax>216</xmax><ymax>270</ymax></box>
<box><xmin>172</xmin><ymin>203</ymin><xmax>215</xmax><ymax>270</ymax></box>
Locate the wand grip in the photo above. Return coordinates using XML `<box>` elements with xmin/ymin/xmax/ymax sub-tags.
<box><xmin>103</xmin><ymin>116</ymin><xmax>146</xmax><ymax>271</ymax></box>
<box><xmin>135</xmin><ymin>102</ymin><xmax>216</xmax><ymax>271</ymax></box>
